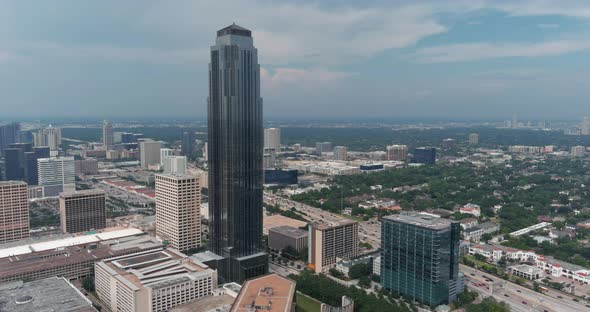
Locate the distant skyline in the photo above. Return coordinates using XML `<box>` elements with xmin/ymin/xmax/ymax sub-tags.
<box><xmin>1</xmin><ymin>0</ymin><xmax>590</xmax><ymax>119</ymax></box>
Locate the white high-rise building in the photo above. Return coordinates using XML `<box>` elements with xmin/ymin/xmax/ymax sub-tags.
<box><xmin>38</xmin><ymin>157</ymin><xmax>76</xmax><ymax>196</ymax></box>
<box><xmin>102</xmin><ymin>120</ymin><xmax>113</xmax><ymax>149</ymax></box>
<box><xmin>333</xmin><ymin>146</ymin><xmax>348</xmax><ymax>161</ymax></box>
<box><xmin>571</xmin><ymin>146</ymin><xmax>586</xmax><ymax>158</ymax></box>
<box><xmin>264</xmin><ymin>128</ymin><xmax>281</xmax><ymax>151</ymax></box>
<box><xmin>0</xmin><ymin>181</ymin><xmax>30</xmax><ymax>243</ymax></box>
<box><xmin>163</xmin><ymin>156</ymin><xmax>187</xmax><ymax>174</ymax></box>
<box><xmin>160</xmin><ymin>148</ymin><xmax>174</xmax><ymax>165</ymax></box>
<box><xmin>155</xmin><ymin>174</ymin><xmax>201</xmax><ymax>251</ymax></box>
<box><xmin>33</xmin><ymin>125</ymin><xmax>62</xmax><ymax>150</ymax></box>
<box><xmin>140</xmin><ymin>141</ymin><xmax>161</xmax><ymax>169</ymax></box>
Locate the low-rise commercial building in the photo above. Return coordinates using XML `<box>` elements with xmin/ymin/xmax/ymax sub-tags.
<box><xmin>95</xmin><ymin>248</ymin><xmax>217</xmax><ymax>312</ymax></box>
<box><xmin>230</xmin><ymin>274</ymin><xmax>296</xmax><ymax>312</ymax></box>
<box><xmin>335</xmin><ymin>256</ymin><xmax>373</xmax><ymax>277</ymax></box>
<box><xmin>0</xmin><ymin>276</ymin><xmax>96</xmax><ymax>312</ymax></box>
<box><xmin>510</xmin><ymin>264</ymin><xmax>544</xmax><ymax>280</ymax></box>
<box><xmin>0</xmin><ymin>228</ymin><xmax>161</xmax><ymax>283</ymax></box>
<box><xmin>268</xmin><ymin>225</ymin><xmax>308</xmax><ymax>252</ymax></box>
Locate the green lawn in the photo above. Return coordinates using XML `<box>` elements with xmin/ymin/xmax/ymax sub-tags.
<box><xmin>296</xmin><ymin>292</ymin><xmax>321</xmax><ymax>312</ymax></box>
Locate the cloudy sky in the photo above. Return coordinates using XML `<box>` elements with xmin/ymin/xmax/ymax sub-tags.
<box><xmin>1</xmin><ymin>0</ymin><xmax>590</xmax><ymax>120</ymax></box>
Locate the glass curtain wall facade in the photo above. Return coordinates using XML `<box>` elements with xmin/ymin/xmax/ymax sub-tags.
<box><xmin>381</xmin><ymin>213</ymin><xmax>461</xmax><ymax>306</ymax></box>
<box><xmin>207</xmin><ymin>24</ymin><xmax>267</xmax><ymax>283</ymax></box>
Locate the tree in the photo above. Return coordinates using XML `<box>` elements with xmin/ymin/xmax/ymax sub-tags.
<box><xmin>358</xmin><ymin>276</ymin><xmax>371</xmax><ymax>288</ymax></box>
<box><xmin>349</xmin><ymin>263</ymin><xmax>371</xmax><ymax>279</ymax></box>
<box><xmin>481</xmin><ymin>233</ymin><xmax>493</xmax><ymax>243</ymax></box>
<box><xmin>371</xmin><ymin>274</ymin><xmax>381</xmax><ymax>283</ymax></box>
<box><xmin>329</xmin><ymin>268</ymin><xmax>345</xmax><ymax>279</ymax></box>
<box><xmin>533</xmin><ymin>281</ymin><xmax>541</xmax><ymax>292</ymax></box>
<box><xmin>82</xmin><ymin>276</ymin><xmax>95</xmax><ymax>292</ymax></box>
<box><xmin>473</xmin><ymin>253</ymin><xmax>487</xmax><ymax>262</ymax></box>
<box><xmin>465</xmin><ymin>297</ymin><xmax>510</xmax><ymax>312</ymax></box>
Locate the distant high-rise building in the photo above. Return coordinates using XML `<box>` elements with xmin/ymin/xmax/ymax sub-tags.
<box><xmin>412</xmin><ymin>147</ymin><xmax>436</xmax><ymax>164</ymax></box>
<box><xmin>468</xmin><ymin>133</ymin><xmax>479</xmax><ymax>145</ymax></box>
<box><xmin>3</xmin><ymin>148</ymin><xmax>22</xmax><ymax>180</ymax></box>
<box><xmin>181</xmin><ymin>130</ymin><xmax>196</xmax><ymax>159</ymax></box>
<box><xmin>571</xmin><ymin>146</ymin><xmax>586</xmax><ymax>158</ymax></box>
<box><xmin>159</xmin><ymin>148</ymin><xmax>175</xmax><ymax>165</ymax></box>
<box><xmin>381</xmin><ymin>212</ymin><xmax>462</xmax><ymax>306</ymax></box>
<box><xmin>581</xmin><ymin>117</ymin><xmax>590</xmax><ymax>136</ymax></box>
<box><xmin>333</xmin><ymin>146</ymin><xmax>348</xmax><ymax>161</ymax></box>
<box><xmin>155</xmin><ymin>174</ymin><xmax>201</xmax><ymax>251</ymax></box>
<box><xmin>75</xmin><ymin>159</ymin><xmax>99</xmax><ymax>176</ymax></box>
<box><xmin>0</xmin><ymin>181</ymin><xmax>29</xmax><ymax>243</ymax></box>
<box><xmin>102</xmin><ymin>120</ymin><xmax>114</xmax><ymax>149</ymax></box>
<box><xmin>511</xmin><ymin>113</ymin><xmax>518</xmax><ymax>129</ymax></box>
<box><xmin>0</xmin><ymin>122</ymin><xmax>20</xmax><ymax>157</ymax></box>
<box><xmin>386</xmin><ymin>145</ymin><xmax>408</xmax><ymax>161</ymax></box>
<box><xmin>33</xmin><ymin>125</ymin><xmax>61</xmax><ymax>150</ymax></box>
<box><xmin>113</xmin><ymin>131</ymin><xmax>123</xmax><ymax>144</ymax></box>
<box><xmin>38</xmin><ymin>156</ymin><xmax>76</xmax><ymax>196</ymax></box>
<box><xmin>264</xmin><ymin>128</ymin><xmax>281</xmax><ymax>152</ymax></box>
<box><xmin>59</xmin><ymin>189</ymin><xmax>106</xmax><ymax>234</ymax></box>
<box><xmin>24</xmin><ymin>146</ymin><xmax>50</xmax><ymax>185</ymax></box>
<box><xmin>309</xmin><ymin>220</ymin><xmax>359</xmax><ymax>273</ymax></box>
<box><xmin>293</xmin><ymin>143</ymin><xmax>302</xmax><ymax>152</ymax></box>
<box><xmin>315</xmin><ymin>142</ymin><xmax>333</xmax><ymax>154</ymax></box>
<box><xmin>140</xmin><ymin>141</ymin><xmax>161</xmax><ymax>169</ymax></box>
<box><xmin>162</xmin><ymin>156</ymin><xmax>187</xmax><ymax>174</ymax></box>
<box><xmin>263</xmin><ymin>147</ymin><xmax>276</xmax><ymax>168</ymax></box>
<box><xmin>207</xmin><ymin>23</ymin><xmax>267</xmax><ymax>283</ymax></box>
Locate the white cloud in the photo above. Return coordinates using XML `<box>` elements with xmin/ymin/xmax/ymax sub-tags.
<box><xmin>261</xmin><ymin>67</ymin><xmax>354</xmax><ymax>89</ymax></box>
<box><xmin>138</xmin><ymin>0</ymin><xmax>447</xmax><ymax>66</ymax></box>
<box><xmin>414</xmin><ymin>40</ymin><xmax>590</xmax><ymax>63</ymax></box>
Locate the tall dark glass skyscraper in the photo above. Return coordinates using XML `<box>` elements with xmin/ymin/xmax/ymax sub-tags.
<box><xmin>207</xmin><ymin>23</ymin><xmax>267</xmax><ymax>283</ymax></box>
<box><xmin>381</xmin><ymin>212</ymin><xmax>463</xmax><ymax>306</ymax></box>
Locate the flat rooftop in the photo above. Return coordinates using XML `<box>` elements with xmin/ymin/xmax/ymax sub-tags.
<box><xmin>231</xmin><ymin>274</ymin><xmax>296</xmax><ymax>312</ymax></box>
<box><xmin>0</xmin><ymin>277</ymin><xmax>96</xmax><ymax>312</ymax></box>
<box><xmin>0</xmin><ymin>235</ymin><xmax>161</xmax><ymax>279</ymax></box>
<box><xmin>0</xmin><ymin>227</ymin><xmax>144</xmax><ymax>259</ymax></box>
<box><xmin>263</xmin><ymin>215</ymin><xmax>308</xmax><ymax>235</ymax></box>
<box><xmin>170</xmin><ymin>294</ymin><xmax>235</xmax><ymax>312</ymax></box>
<box><xmin>269</xmin><ymin>225</ymin><xmax>308</xmax><ymax>238</ymax></box>
<box><xmin>59</xmin><ymin>189</ymin><xmax>106</xmax><ymax>197</ymax></box>
<box><xmin>383</xmin><ymin>212</ymin><xmax>454</xmax><ymax>230</ymax></box>
<box><xmin>313</xmin><ymin>219</ymin><xmax>357</xmax><ymax>231</ymax></box>
<box><xmin>100</xmin><ymin>248</ymin><xmax>214</xmax><ymax>290</ymax></box>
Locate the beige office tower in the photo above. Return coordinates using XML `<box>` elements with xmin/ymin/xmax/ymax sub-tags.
<box><xmin>0</xmin><ymin>181</ymin><xmax>29</xmax><ymax>243</ymax></box>
<box><xmin>155</xmin><ymin>174</ymin><xmax>201</xmax><ymax>251</ymax></box>
<box><xmin>59</xmin><ymin>189</ymin><xmax>106</xmax><ymax>234</ymax></box>
<box><xmin>386</xmin><ymin>144</ymin><xmax>408</xmax><ymax>161</ymax></box>
<box><xmin>308</xmin><ymin>220</ymin><xmax>359</xmax><ymax>273</ymax></box>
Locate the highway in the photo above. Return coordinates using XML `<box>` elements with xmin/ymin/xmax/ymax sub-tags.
<box><xmin>264</xmin><ymin>192</ymin><xmax>381</xmax><ymax>249</ymax></box>
<box><xmin>461</xmin><ymin>265</ymin><xmax>589</xmax><ymax>312</ymax></box>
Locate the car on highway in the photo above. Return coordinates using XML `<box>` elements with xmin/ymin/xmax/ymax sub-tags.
<box><xmin>557</xmin><ymin>295</ymin><xmax>563</xmax><ymax>299</ymax></box>
<box><xmin>522</xmin><ymin>301</ymin><xmax>527</xmax><ymax>305</ymax></box>
<box><xmin>470</xmin><ymin>273</ymin><xmax>475</xmax><ymax>276</ymax></box>
<box><xmin>516</xmin><ymin>290</ymin><xmax>522</xmax><ymax>293</ymax></box>
<box><xmin>504</xmin><ymin>294</ymin><xmax>510</xmax><ymax>297</ymax></box>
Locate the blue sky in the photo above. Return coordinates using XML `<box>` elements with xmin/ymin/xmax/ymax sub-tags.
<box><xmin>1</xmin><ymin>0</ymin><xmax>589</xmax><ymax>120</ymax></box>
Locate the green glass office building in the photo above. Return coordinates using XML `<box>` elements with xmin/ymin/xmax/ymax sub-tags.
<box><xmin>381</xmin><ymin>212</ymin><xmax>462</xmax><ymax>306</ymax></box>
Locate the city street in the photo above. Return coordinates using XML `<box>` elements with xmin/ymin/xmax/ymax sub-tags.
<box><xmin>461</xmin><ymin>265</ymin><xmax>589</xmax><ymax>312</ymax></box>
